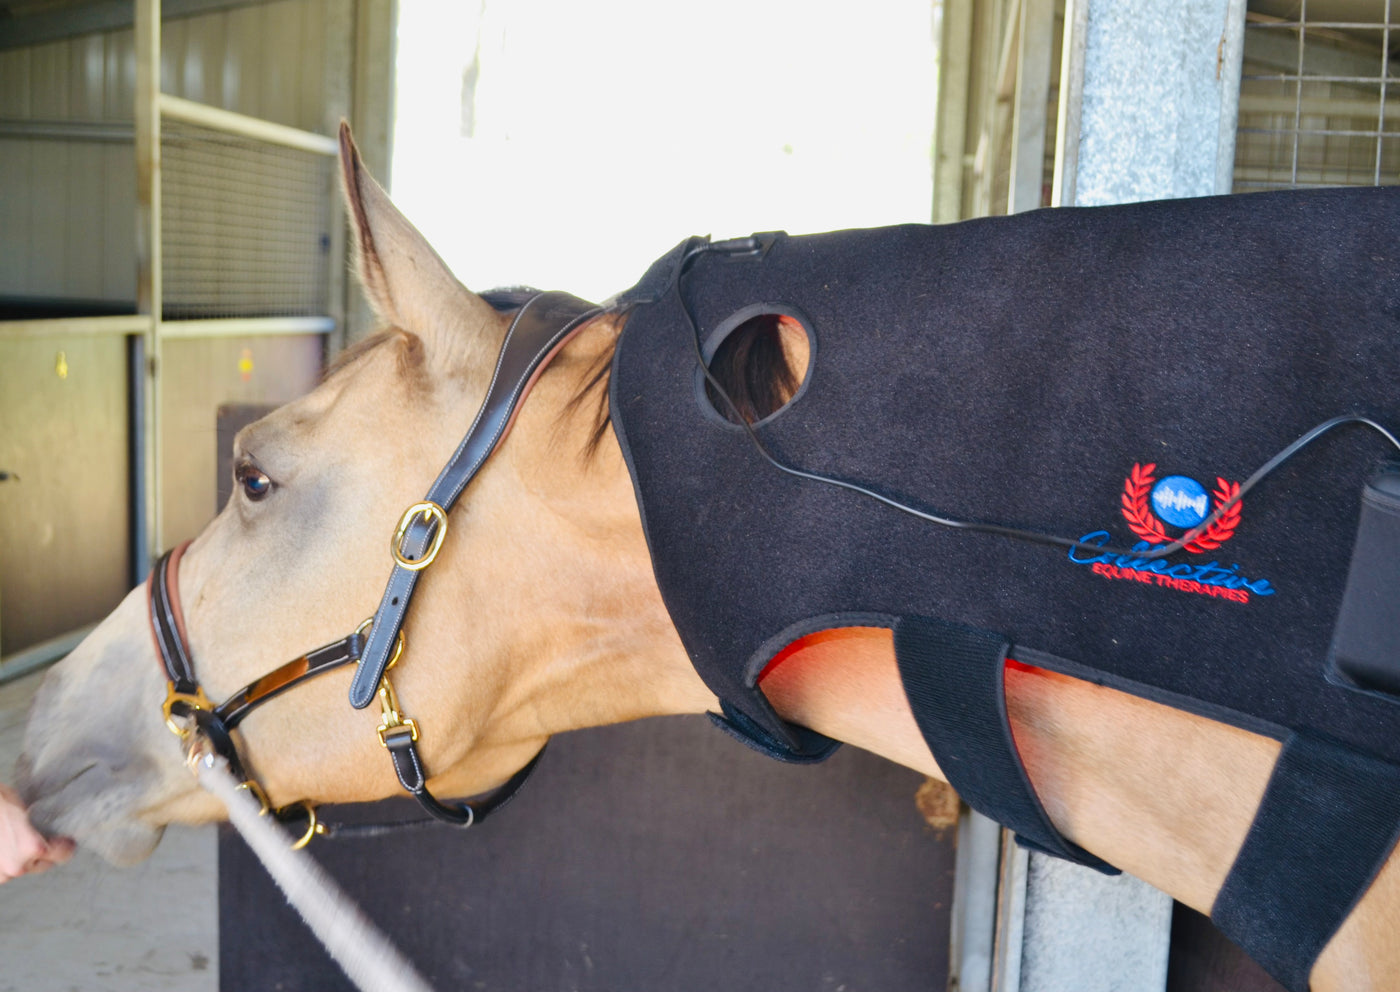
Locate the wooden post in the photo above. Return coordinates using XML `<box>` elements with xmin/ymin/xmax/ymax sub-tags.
<box><xmin>933</xmin><ymin>0</ymin><xmax>974</xmax><ymax>224</ymax></box>
<box><xmin>1008</xmin><ymin>0</ymin><xmax>1053</xmax><ymax>214</ymax></box>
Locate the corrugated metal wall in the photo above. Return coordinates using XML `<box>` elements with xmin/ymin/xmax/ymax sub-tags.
<box><xmin>0</xmin><ymin>0</ymin><xmax>344</xmax><ymax>309</ymax></box>
<box><xmin>0</xmin><ymin>35</ymin><xmax>136</xmax><ymax>306</ymax></box>
<box><xmin>0</xmin><ymin>0</ymin><xmax>353</xmax><ymax>656</ymax></box>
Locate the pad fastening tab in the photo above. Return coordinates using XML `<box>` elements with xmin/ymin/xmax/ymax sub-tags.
<box><xmin>893</xmin><ymin>615</ymin><xmax>1116</xmax><ymax>873</ymax></box>
<box><xmin>1212</xmin><ymin>731</ymin><xmax>1400</xmax><ymax>992</ymax></box>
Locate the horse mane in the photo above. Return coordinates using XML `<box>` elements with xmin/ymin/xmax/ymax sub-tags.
<box><xmin>323</xmin><ymin>310</ymin><xmax>796</xmax><ymax>462</ymax></box>
<box><xmin>561</xmin><ymin>333</ymin><xmax>617</xmax><ymax>462</ymax></box>
<box><xmin>562</xmin><ymin>310</ymin><xmax>800</xmax><ymax>462</ymax></box>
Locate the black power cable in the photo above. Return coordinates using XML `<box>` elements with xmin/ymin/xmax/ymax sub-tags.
<box><xmin>679</xmin><ymin>241</ymin><xmax>1400</xmax><ymax>561</ymax></box>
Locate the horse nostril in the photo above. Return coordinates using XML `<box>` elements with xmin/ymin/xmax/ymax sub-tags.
<box><xmin>15</xmin><ymin>750</ymin><xmax>104</xmax><ymax>808</ymax></box>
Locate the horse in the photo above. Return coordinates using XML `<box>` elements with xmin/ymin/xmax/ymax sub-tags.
<box><xmin>15</xmin><ymin>125</ymin><xmax>1400</xmax><ymax>992</ymax></box>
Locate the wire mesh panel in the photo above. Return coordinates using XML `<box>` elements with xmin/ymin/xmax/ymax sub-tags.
<box><xmin>162</xmin><ymin>118</ymin><xmax>334</xmax><ymax>318</ymax></box>
<box><xmin>1236</xmin><ymin>0</ymin><xmax>1398</xmax><ymax>190</ymax></box>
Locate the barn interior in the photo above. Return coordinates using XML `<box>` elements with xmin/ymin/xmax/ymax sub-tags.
<box><xmin>0</xmin><ymin>0</ymin><xmax>1396</xmax><ymax>990</ymax></box>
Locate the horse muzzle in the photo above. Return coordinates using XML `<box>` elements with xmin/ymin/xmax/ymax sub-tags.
<box><xmin>15</xmin><ymin>586</ymin><xmax>195</xmax><ymax>865</ymax></box>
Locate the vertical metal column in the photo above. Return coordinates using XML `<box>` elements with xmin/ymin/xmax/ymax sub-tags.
<box><xmin>948</xmin><ymin>807</ymin><xmax>1002</xmax><ymax>992</ymax></box>
<box><xmin>1001</xmin><ymin>2</ymin><xmax>1250</xmax><ymax>991</ymax></box>
<box><xmin>323</xmin><ymin>0</ymin><xmax>354</xmax><ymax>357</ymax></box>
<box><xmin>1055</xmin><ymin>0</ymin><xmax>1247</xmax><ymax>207</ymax></box>
<box><xmin>345</xmin><ymin>0</ymin><xmax>396</xmax><ymax>345</ymax></box>
<box><xmin>134</xmin><ymin>0</ymin><xmax>162</xmax><ymax>572</ymax></box>
<box><xmin>988</xmin><ymin>5</ymin><xmax>1054</xmax><ymax>986</ymax></box>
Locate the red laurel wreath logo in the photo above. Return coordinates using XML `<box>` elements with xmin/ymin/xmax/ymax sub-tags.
<box><xmin>1120</xmin><ymin>463</ymin><xmax>1242</xmax><ymax>553</ymax></box>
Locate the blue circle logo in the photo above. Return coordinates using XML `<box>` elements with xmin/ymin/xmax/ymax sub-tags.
<box><xmin>1151</xmin><ymin>475</ymin><xmax>1210</xmax><ymax>528</ymax></box>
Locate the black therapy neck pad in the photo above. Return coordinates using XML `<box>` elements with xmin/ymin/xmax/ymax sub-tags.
<box><xmin>609</xmin><ymin>187</ymin><xmax>1400</xmax><ymax>990</ymax></box>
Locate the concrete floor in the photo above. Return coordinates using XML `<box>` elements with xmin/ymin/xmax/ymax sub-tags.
<box><xmin>0</xmin><ymin>669</ymin><xmax>217</xmax><ymax>992</ymax></box>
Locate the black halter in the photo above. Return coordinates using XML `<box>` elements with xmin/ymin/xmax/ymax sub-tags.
<box><xmin>148</xmin><ymin>290</ymin><xmax>602</xmax><ymax>843</ymax></box>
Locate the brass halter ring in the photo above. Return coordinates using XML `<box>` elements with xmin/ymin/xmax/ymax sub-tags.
<box><xmin>391</xmin><ymin>501</ymin><xmax>448</xmax><ymax>571</ymax></box>
<box><xmin>162</xmin><ymin>682</ymin><xmax>213</xmax><ymax>740</ymax></box>
<box><xmin>284</xmin><ymin>800</ymin><xmax>321</xmax><ymax>850</ymax></box>
<box><xmin>354</xmin><ymin>617</ymin><xmax>405</xmax><ymax>671</ymax></box>
<box><xmin>236</xmin><ymin>779</ymin><xmax>271</xmax><ymax>816</ymax></box>
<box><xmin>238</xmin><ymin>780</ymin><xmax>321</xmax><ymax>850</ymax></box>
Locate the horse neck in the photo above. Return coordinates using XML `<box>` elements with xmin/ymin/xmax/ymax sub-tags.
<box><xmin>432</xmin><ymin>314</ymin><xmax>718</xmax><ymax>748</ymax></box>
<box><xmin>459</xmin><ymin>315</ymin><xmax>1397</xmax><ymax>989</ymax></box>
<box><xmin>514</xmin><ymin>317</ymin><xmax>1266</xmax><ymax>906</ymax></box>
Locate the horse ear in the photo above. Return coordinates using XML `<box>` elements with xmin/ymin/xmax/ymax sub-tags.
<box><xmin>337</xmin><ymin>122</ymin><xmax>502</xmax><ymax>370</ymax></box>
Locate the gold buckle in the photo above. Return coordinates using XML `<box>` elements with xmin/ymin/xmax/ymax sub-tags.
<box><xmin>375</xmin><ymin>674</ymin><xmax>420</xmax><ymax>746</ymax></box>
<box><xmin>390</xmin><ymin>501</ymin><xmax>448</xmax><ymax>571</ymax></box>
<box><xmin>162</xmin><ymin>681</ymin><xmax>213</xmax><ymax>739</ymax></box>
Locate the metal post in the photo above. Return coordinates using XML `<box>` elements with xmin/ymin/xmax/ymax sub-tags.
<box><xmin>991</xmin><ymin>834</ymin><xmax>1029</xmax><ymax>992</ymax></box>
<box><xmin>1007</xmin><ymin>2</ymin><xmax>1250</xmax><ymax>991</ymax></box>
<box><xmin>346</xmin><ymin>0</ymin><xmax>397</xmax><ymax>345</ymax></box>
<box><xmin>1050</xmin><ymin>0</ymin><xmax>1088</xmax><ymax>208</ymax></box>
<box><xmin>948</xmin><ymin>805</ymin><xmax>1003</xmax><ymax>992</ymax></box>
<box><xmin>971</xmin><ymin>0</ymin><xmax>1022</xmax><ymax>217</ymax></box>
<box><xmin>1054</xmin><ymin>0</ymin><xmax>1247</xmax><ymax>206</ymax></box>
<box><xmin>1216</xmin><ymin>0</ymin><xmax>1248</xmax><ymax>194</ymax></box>
<box><xmin>134</xmin><ymin>0</ymin><xmax>161</xmax><ymax>564</ymax></box>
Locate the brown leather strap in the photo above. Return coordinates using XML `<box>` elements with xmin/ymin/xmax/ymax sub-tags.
<box><xmin>216</xmin><ymin>636</ymin><xmax>364</xmax><ymax>731</ymax></box>
<box><xmin>351</xmin><ymin>292</ymin><xmax>603</xmax><ymax>709</ymax></box>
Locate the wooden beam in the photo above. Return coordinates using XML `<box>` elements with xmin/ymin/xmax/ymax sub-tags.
<box><xmin>1008</xmin><ymin>0</ymin><xmax>1054</xmax><ymax>213</ymax></box>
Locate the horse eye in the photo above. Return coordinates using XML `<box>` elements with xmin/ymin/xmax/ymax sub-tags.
<box><xmin>236</xmin><ymin>464</ymin><xmax>273</xmax><ymax>502</ymax></box>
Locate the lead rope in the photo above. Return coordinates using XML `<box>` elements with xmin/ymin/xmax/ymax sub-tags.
<box><xmin>192</xmin><ymin>749</ymin><xmax>436</xmax><ymax>992</ymax></box>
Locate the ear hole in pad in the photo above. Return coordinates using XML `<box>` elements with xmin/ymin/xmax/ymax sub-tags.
<box><xmin>699</xmin><ymin>307</ymin><xmax>813</xmax><ymax>426</ymax></box>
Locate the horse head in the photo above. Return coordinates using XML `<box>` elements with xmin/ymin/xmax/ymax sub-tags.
<box><xmin>16</xmin><ymin>126</ymin><xmax>713</xmax><ymax>865</ymax></box>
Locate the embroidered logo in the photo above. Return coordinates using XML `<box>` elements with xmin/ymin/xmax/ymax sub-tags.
<box><xmin>1120</xmin><ymin>463</ymin><xmax>1241</xmax><ymax>553</ymax></box>
<box><xmin>1065</xmin><ymin>462</ymin><xmax>1274</xmax><ymax>604</ymax></box>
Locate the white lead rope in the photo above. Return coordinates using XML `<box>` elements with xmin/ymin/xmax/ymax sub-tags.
<box><xmin>193</xmin><ymin>751</ymin><xmax>436</xmax><ymax>992</ymax></box>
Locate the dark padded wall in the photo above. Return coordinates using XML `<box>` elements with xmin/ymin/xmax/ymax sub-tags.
<box><xmin>1168</xmin><ymin>904</ymin><xmax>1287</xmax><ymax>992</ymax></box>
<box><xmin>218</xmin><ymin>715</ymin><xmax>954</xmax><ymax>991</ymax></box>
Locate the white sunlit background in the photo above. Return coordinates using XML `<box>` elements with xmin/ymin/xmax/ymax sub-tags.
<box><xmin>391</xmin><ymin>0</ymin><xmax>938</xmax><ymax>302</ymax></box>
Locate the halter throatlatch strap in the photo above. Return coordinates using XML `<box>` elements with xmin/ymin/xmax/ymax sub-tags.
<box><xmin>274</xmin><ymin>743</ymin><xmax>548</xmax><ymax>840</ymax></box>
<box><xmin>350</xmin><ymin>291</ymin><xmax>602</xmax><ymax>709</ymax></box>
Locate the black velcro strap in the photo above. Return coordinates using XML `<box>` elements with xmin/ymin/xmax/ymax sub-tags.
<box><xmin>708</xmin><ymin>701</ymin><xmax>842</xmax><ymax>764</ymax></box>
<box><xmin>612</xmin><ymin>235</ymin><xmax>708</xmax><ymax>307</ymax></box>
<box><xmin>1212</xmin><ymin>732</ymin><xmax>1400</xmax><ymax>992</ymax></box>
<box><xmin>893</xmin><ymin>616</ymin><xmax>1115</xmax><ymax>873</ymax></box>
